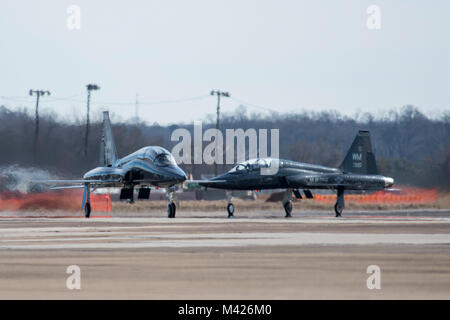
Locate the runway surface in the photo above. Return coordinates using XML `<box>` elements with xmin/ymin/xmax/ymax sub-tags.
<box><xmin>0</xmin><ymin>209</ymin><xmax>449</xmax><ymax>299</ymax></box>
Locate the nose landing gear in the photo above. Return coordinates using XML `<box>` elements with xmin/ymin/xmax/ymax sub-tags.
<box><xmin>226</xmin><ymin>191</ymin><xmax>234</xmax><ymax>218</ymax></box>
<box><xmin>166</xmin><ymin>187</ymin><xmax>177</xmax><ymax>218</ymax></box>
<box><xmin>227</xmin><ymin>203</ymin><xmax>235</xmax><ymax>218</ymax></box>
<box><xmin>167</xmin><ymin>202</ymin><xmax>176</xmax><ymax>218</ymax></box>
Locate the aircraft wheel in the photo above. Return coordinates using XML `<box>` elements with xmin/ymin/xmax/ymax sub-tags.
<box><xmin>334</xmin><ymin>203</ymin><xmax>343</xmax><ymax>217</ymax></box>
<box><xmin>167</xmin><ymin>202</ymin><xmax>176</xmax><ymax>218</ymax></box>
<box><xmin>84</xmin><ymin>203</ymin><xmax>91</xmax><ymax>219</ymax></box>
<box><xmin>283</xmin><ymin>200</ymin><xmax>292</xmax><ymax>218</ymax></box>
<box><xmin>227</xmin><ymin>203</ymin><xmax>235</xmax><ymax>218</ymax></box>
<box><xmin>172</xmin><ymin>203</ymin><xmax>176</xmax><ymax>218</ymax></box>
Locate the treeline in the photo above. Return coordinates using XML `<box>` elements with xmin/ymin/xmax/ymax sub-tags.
<box><xmin>0</xmin><ymin>105</ymin><xmax>449</xmax><ymax>189</ymax></box>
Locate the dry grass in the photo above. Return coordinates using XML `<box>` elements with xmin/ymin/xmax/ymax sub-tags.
<box><xmin>435</xmin><ymin>191</ymin><xmax>450</xmax><ymax>208</ymax></box>
<box><xmin>112</xmin><ymin>192</ymin><xmax>450</xmax><ymax>212</ymax></box>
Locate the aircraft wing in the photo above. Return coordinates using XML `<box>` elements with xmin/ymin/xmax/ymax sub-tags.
<box><xmin>37</xmin><ymin>179</ymin><xmax>108</xmax><ymax>184</ymax></box>
<box><xmin>186</xmin><ymin>180</ymin><xmax>227</xmax><ymax>184</ymax></box>
<box><xmin>33</xmin><ymin>179</ymin><xmax>122</xmax><ymax>187</ymax></box>
<box><xmin>183</xmin><ymin>179</ymin><xmax>227</xmax><ymax>190</ymax></box>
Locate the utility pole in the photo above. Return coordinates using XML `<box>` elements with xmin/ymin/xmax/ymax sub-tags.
<box><xmin>84</xmin><ymin>84</ymin><xmax>100</xmax><ymax>157</ymax></box>
<box><xmin>29</xmin><ymin>89</ymin><xmax>50</xmax><ymax>161</ymax></box>
<box><xmin>210</xmin><ymin>90</ymin><xmax>230</xmax><ymax>175</ymax></box>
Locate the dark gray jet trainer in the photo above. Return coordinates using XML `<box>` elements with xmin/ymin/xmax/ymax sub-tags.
<box><xmin>198</xmin><ymin>130</ymin><xmax>394</xmax><ymax>218</ymax></box>
<box><xmin>45</xmin><ymin>111</ymin><xmax>187</xmax><ymax>218</ymax></box>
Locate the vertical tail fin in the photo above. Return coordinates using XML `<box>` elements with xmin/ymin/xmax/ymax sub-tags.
<box><xmin>339</xmin><ymin>130</ymin><xmax>379</xmax><ymax>175</ymax></box>
<box><xmin>100</xmin><ymin>111</ymin><xmax>118</xmax><ymax>167</ymax></box>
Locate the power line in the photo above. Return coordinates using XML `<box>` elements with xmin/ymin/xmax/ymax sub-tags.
<box><xmin>2</xmin><ymin>92</ymin><xmax>282</xmax><ymax>121</ymax></box>
<box><xmin>229</xmin><ymin>97</ymin><xmax>279</xmax><ymax>113</ymax></box>
<box><xmin>46</xmin><ymin>93</ymin><xmax>84</xmax><ymax>101</ymax></box>
<box><xmin>91</xmin><ymin>94</ymin><xmax>211</xmax><ymax>106</ymax></box>
<box><xmin>0</xmin><ymin>96</ymin><xmax>35</xmax><ymax>103</ymax></box>
<box><xmin>1</xmin><ymin>94</ymin><xmax>210</xmax><ymax>106</ymax></box>
<box><xmin>1</xmin><ymin>93</ymin><xmax>280</xmax><ymax>116</ymax></box>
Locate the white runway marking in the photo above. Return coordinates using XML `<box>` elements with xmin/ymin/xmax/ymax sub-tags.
<box><xmin>0</xmin><ymin>225</ymin><xmax>195</xmax><ymax>238</ymax></box>
<box><xmin>1</xmin><ymin>216</ymin><xmax>450</xmax><ymax>224</ymax></box>
<box><xmin>1</xmin><ymin>230</ymin><xmax>449</xmax><ymax>250</ymax></box>
<box><xmin>1</xmin><ymin>214</ymin><xmax>449</xmax><ymax>250</ymax></box>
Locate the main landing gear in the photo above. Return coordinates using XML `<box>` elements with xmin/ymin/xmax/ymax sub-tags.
<box><xmin>224</xmin><ymin>189</ymin><xmax>296</xmax><ymax>218</ymax></box>
<box><xmin>82</xmin><ymin>183</ymin><xmax>91</xmax><ymax>218</ymax></box>
<box><xmin>166</xmin><ymin>187</ymin><xmax>177</xmax><ymax>218</ymax></box>
<box><xmin>84</xmin><ymin>202</ymin><xmax>91</xmax><ymax>218</ymax></box>
<box><xmin>283</xmin><ymin>201</ymin><xmax>293</xmax><ymax>218</ymax></box>
<box><xmin>334</xmin><ymin>187</ymin><xmax>345</xmax><ymax>217</ymax></box>
<box><xmin>282</xmin><ymin>188</ymin><xmax>293</xmax><ymax>218</ymax></box>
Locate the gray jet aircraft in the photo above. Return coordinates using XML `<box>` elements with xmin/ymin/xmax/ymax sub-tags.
<box><xmin>198</xmin><ymin>130</ymin><xmax>394</xmax><ymax>217</ymax></box>
<box><xmin>44</xmin><ymin>111</ymin><xmax>187</xmax><ymax>218</ymax></box>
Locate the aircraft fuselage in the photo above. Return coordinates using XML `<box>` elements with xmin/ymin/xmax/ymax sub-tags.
<box><xmin>201</xmin><ymin>158</ymin><xmax>393</xmax><ymax>191</ymax></box>
<box><xmin>83</xmin><ymin>146</ymin><xmax>187</xmax><ymax>188</ymax></box>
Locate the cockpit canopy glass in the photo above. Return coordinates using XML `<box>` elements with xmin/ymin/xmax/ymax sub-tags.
<box><xmin>228</xmin><ymin>158</ymin><xmax>273</xmax><ymax>173</ymax></box>
<box><xmin>154</xmin><ymin>153</ymin><xmax>177</xmax><ymax>167</ymax></box>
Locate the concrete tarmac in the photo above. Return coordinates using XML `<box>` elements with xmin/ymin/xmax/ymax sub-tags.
<box><xmin>0</xmin><ymin>209</ymin><xmax>449</xmax><ymax>299</ymax></box>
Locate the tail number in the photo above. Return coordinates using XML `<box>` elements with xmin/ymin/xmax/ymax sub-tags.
<box><xmin>352</xmin><ymin>153</ymin><xmax>363</xmax><ymax>168</ymax></box>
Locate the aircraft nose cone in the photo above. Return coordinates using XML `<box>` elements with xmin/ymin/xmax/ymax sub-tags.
<box><xmin>178</xmin><ymin>172</ymin><xmax>188</xmax><ymax>181</ymax></box>
<box><xmin>174</xmin><ymin>168</ymin><xmax>187</xmax><ymax>182</ymax></box>
<box><xmin>384</xmin><ymin>177</ymin><xmax>394</xmax><ymax>188</ymax></box>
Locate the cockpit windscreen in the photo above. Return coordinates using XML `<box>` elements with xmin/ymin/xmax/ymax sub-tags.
<box><xmin>229</xmin><ymin>158</ymin><xmax>273</xmax><ymax>173</ymax></box>
<box><xmin>154</xmin><ymin>153</ymin><xmax>177</xmax><ymax>167</ymax></box>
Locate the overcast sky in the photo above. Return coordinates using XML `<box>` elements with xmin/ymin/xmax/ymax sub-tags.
<box><xmin>1</xmin><ymin>1</ymin><xmax>449</xmax><ymax>124</ymax></box>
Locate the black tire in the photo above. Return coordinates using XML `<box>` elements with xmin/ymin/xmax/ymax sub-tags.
<box><xmin>171</xmin><ymin>202</ymin><xmax>176</xmax><ymax>218</ymax></box>
<box><xmin>84</xmin><ymin>203</ymin><xmax>91</xmax><ymax>219</ymax></box>
<box><xmin>283</xmin><ymin>200</ymin><xmax>292</xmax><ymax>218</ymax></box>
<box><xmin>168</xmin><ymin>202</ymin><xmax>176</xmax><ymax>218</ymax></box>
<box><xmin>227</xmin><ymin>203</ymin><xmax>235</xmax><ymax>218</ymax></box>
<box><xmin>334</xmin><ymin>203</ymin><xmax>343</xmax><ymax>217</ymax></box>
<box><xmin>167</xmin><ymin>203</ymin><xmax>171</xmax><ymax>218</ymax></box>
